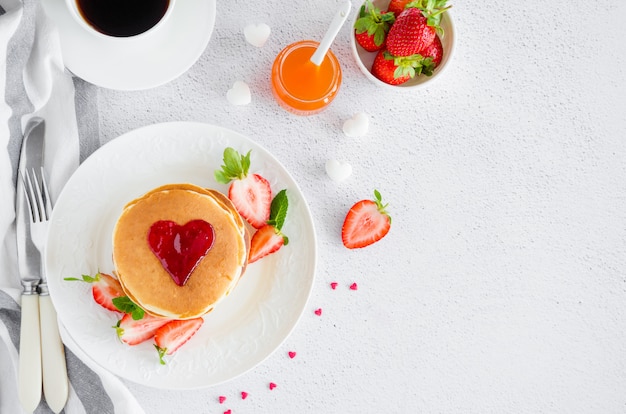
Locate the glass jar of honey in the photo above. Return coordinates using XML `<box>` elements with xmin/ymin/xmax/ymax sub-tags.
<box><xmin>271</xmin><ymin>40</ymin><xmax>342</xmax><ymax>116</ymax></box>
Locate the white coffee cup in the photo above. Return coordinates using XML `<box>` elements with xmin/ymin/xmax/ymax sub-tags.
<box><xmin>65</xmin><ymin>0</ymin><xmax>176</xmax><ymax>40</ymax></box>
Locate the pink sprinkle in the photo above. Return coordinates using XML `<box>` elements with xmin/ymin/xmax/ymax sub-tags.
<box><xmin>241</xmin><ymin>391</ymin><xmax>248</xmax><ymax>400</ymax></box>
<box><xmin>350</xmin><ymin>282</ymin><xmax>358</xmax><ymax>290</ymax></box>
<box><xmin>269</xmin><ymin>382</ymin><xmax>277</xmax><ymax>390</ymax></box>
<box><xmin>224</xmin><ymin>410</ymin><xmax>231</xmax><ymax>414</ymax></box>
<box><xmin>330</xmin><ymin>282</ymin><xmax>338</xmax><ymax>290</ymax></box>
<box><xmin>314</xmin><ymin>308</ymin><xmax>322</xmax><ymax>316</ymax></box>
<box><xmin>218</xmin><ymin>396</ymin><xmax>226</xmax><ymax>404</ymax></box>
<box><xmin>288</xmin><ymin>351</ymin><xmax>296</xmax><ymax>359</ymax></box>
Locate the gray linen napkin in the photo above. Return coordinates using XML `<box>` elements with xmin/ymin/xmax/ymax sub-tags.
<box><xmin>0</xmin><ymin>1</ymin><xmax>143</xmax><ymax>413</ymax></box>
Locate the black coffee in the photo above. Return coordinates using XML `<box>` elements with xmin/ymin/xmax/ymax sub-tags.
<box><xmin>76</xmin><ymin>0</ymin><xmax>170</xmax><ymax>37</ymax></box>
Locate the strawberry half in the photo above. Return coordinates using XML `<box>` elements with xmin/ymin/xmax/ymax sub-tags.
<box><xmin>154</xmin><ymin>318</ymin><xmax>204</xmax><ymax>364</ymax></box>
<box><xmin>354</xmin><ymin>0</ymin><xmax>395</xmax><ymax>52</ymax></box>
<box><xmin>249</xmin><ymin>189</ymin><xmax>289</xmax><ymax>263</ymax></box>
<box><xmin>215</xmin><ymin>147</ymin><xmax>272</xmax><ymax>229</ymax></box>
<box><xmin>342</xmin><ymin>190</ymin><xmax>391</xmax><ymax>249</ymax></box>
<box><xmin>249</xmin><ymin>224</ymin><xmax>287</xmax><ymax>263</ymax></box>
<box><xmin>64</xmin><ymin>272</ymin><xmax>124</xmax><ymax>312</ymax></box>
<box><xmin>114</xmin><ymin>313</ymin><xmax>170</xmax><ymax>346</ymax></box>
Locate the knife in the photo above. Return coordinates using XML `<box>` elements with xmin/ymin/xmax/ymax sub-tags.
<box><xmin>16</xmin><ymin>117</ymin><xmax>45</xmax><ymax>413</ymax></box>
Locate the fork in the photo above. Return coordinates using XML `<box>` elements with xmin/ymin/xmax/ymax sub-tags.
<box><xmin>23</xmin><ymin>168</ymin><xmax>69</xmax><ymax>413</ymax></box>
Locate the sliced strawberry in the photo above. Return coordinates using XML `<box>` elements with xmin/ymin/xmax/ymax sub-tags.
<box><xmin>114</xmin><ymin>313</ymin><xmax>170</xmax><ymax>346</ymax></box>
<box><xmin>215</xmin><ymin>147</ymin><xmax>272</xmax><ymax>229</ymax></box>
<box><xmin>249</xmin><ymin>224</ymin><xmax>288</xmax><ymax>263</ymax></box>
<box><xmin>154</xmin><ymin>318</ymin><xmax>204</xmax><ymax>364</ymax></box>
<box><xmin>64</xmin><ymin>272</ymin><xmax>124</xmax><ymax>312</ymax></box>
<box><xmin>342</xmin><ymin>190</ymin><xmax>391</xmax><ymax>249</ymax></box>
<box><xmin>92</xmin><ymin>273</ymin><xmax>125</xmax><ymax>312</ymax></box>
<box><xmin>228</xmin><ymin>173</ymin><xmax>272</xmax><ymax>228</ymax></box>
<box><xmin>248</xmin><ymin>189</ymin><xmax>289</xmax><ymax>263</ymax></box>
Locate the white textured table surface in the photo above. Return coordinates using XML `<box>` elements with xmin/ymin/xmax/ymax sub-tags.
<box><xmin>85</xmin><ymin>0</ymin><xmax>626</xmax><ymax>412</ymax></box>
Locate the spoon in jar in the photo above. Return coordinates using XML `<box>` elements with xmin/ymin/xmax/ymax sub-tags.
<box><xmin>310</xmin><ymin>0</ymin><xmax>352</xmax><ymax>66</ymax></box>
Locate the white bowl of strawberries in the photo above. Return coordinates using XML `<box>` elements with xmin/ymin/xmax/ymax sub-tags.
<box><xmin>351</xmin><ymin>0</ymin><xmax>455</xmax><ymax>88</ymax></box>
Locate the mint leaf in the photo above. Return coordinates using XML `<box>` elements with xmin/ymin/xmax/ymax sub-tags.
<box><xmin>112</xmin><ymin>296</ymin><xmax>145</xmax><ymax>320</ymax></box>
<box><xmin>214</xmin><ymin>147</ymin><xmax>252</xmax><ymax>183</ymax></box>
<box><xmin>64</xmin><ymin>273</ymin><xmax>100</xmax><ymax>283</ymax></box>
<box><xmin>268</xmin><ymin>189</ymin><xmax>288</xmax><ymax>230</ymax></box>
<box><xmin>214</xmin><ymin>169</ymin><xmax>230</xmax><ymax>184</ymax></box>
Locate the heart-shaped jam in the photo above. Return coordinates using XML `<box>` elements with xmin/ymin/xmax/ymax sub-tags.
<box><xmin>147</xmin><ymin>219</ymin><xmax>215</xmax><ymax>286</ymax></box>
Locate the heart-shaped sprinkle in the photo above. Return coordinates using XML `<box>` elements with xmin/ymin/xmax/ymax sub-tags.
<box><xmin>325</xmin><ymin>159</ymin><xmax>352</xmax><ymax>183</ymax></box>
<box><xmin>147</xmin><ymin>220</ymin><xmax>215</xmax><ymax>286</ymax></box>
<box><xmin>269</xmin><ymin>382</ymin><xmax>277</xmax><ymax>390</ymax></box>
<box><xmin>314</xmin><ymin>308</ymin><xmax>322</xmax><ymax>316</ymax></box>
<box><xmin>241</xmin><ymin>391</ymin><xmax>248</xmax><ymax>400</ymax></box>
<box><xmin>330</xmin><ymin>282</ymin><xmax>338</xmax><ymax>290</ymax></box>
<box><xmin>342</xmin><ymin>112</ymin><xmax>370</xmax><ymax>137</ymax></box>
<box><xmin>350</xmin><ymin>282</ymin><xmax>358</xmax><ymax>290</ymax></box>
<box><xmin>218</xmin><ymin>396</ymin><xmax>226</xmax><ymax>404</ymax></box>
<box><xmin>226</xmin><ymin>81</ymin><xmax>251</xmax><ymax>106</ymax></box>
<box><xmin>288</xmin><ymin>351</ymin><xmax>296</xmax><ymax>359</ymax></box>
<box><xmin>244</xmin><ymin>23</ymin><xmax>271</xmax><ymax>47</ymax></box>
<box><xmin>224</xmin><ymin>410</ymin><xmax>231</xmax><ymax>414</ymax></box>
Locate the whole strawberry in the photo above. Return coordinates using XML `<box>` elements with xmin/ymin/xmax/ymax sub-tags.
<box><xmin>371</xmin><ymin>49</ymin><xmax>434</xmax><ymax>85</ymax></box>
<box><xmin>387</xmin><ymin>0</ymin><xmax>411</xmax><ymax>16</ymax></box>
<box><xmin>354</xmin><ymin>0</ymin><xmax>395</xmax><ymax>52</ymax></box>
<box><xmin>420</xmin><ymin>34</ymin><xmax>443</xmax><ymax>67</ymax></box>
<box><xmin>386</xmin><ymin>1</ymin><xmax>450</xmax><ymax>57</ymax></box>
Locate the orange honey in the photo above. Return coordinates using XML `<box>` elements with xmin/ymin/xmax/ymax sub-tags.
<box><xmin>271</xmin><ymin>40</ymin><xmax>342</xmax><ymax>115</ymax></box>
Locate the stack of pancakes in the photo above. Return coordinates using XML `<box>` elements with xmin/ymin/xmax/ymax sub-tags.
<box><xmin>112</xmin><ymin>184</ymin><xmax>249</xmax><ymax>319</ymax></box>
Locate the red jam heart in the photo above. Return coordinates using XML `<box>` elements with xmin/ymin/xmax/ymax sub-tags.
<box><xmin>147</xmin><ymin>219</ymin><xmax>215</xmax><ymax>286</ymax></box>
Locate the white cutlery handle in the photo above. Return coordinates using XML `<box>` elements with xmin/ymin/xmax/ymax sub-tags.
<box><xmin>18</xmin><ymin>294</ymin><xmax>42</xmax><ymax>413</ymax></box>
<box><xmin>39</xmin><ymin>295</ymin><xmax>69</xmax><ymax>414</ymax></box>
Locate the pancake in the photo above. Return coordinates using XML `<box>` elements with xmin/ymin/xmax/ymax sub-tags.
<box><xmin>112</xmin><ymin>184</ymin><xmax>249</xmax><ymax>319</ymax></box>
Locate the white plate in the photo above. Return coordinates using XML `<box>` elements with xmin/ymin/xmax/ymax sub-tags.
<box><xmin>46</xmin><ymin>122</ymin><xmax>317</xmax><ymax>389</ymax></box>
<box><xmin>40</xmin><ymin>0</ymin><xmax>216</xmax><ymax>90</ymax></box>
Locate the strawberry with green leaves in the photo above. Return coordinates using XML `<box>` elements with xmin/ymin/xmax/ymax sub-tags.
<box><xmin>354</xmin><ymin>0</ymin><xmax>395</xmax><ymax>52</ymax></box>
<box><xmin>386</xmin><ymin>0</ymin><xmax>450</xmax><ymax>57</ymax></box>
<box><xmin>420</xmin><ymin>34</ymin><xmax>443</xmax><ymax>67</ymax></box>
<box><xmin>215</xmin><ymin>147</ymin><xmax>272</xmax><ymax>229</ymax></box>
<box><xmin>342</xmin><ymin>190</ymin><xmax>391</xmax><ymax>249</ymax></box>
<box><xmin>154</xmin><ymin>318</ymin><xmax>204</xmax><ymax>364</ymax></box>
<box><xmin>249</xmin><ymin>189</ymin><xmax>289</xmax><ymax>263</ymax></box>
<box><xmin>371</xmin><ymin>49</ymin><xmax>434</xmax><ymax>85</ymax></box>
<box><xmin>64</xmin><ymin>272</ymin><xmax>124</xmax><ymax>313</ymax></box>
<box><xmin>114</xmin><ymin>313</ymin><xmax>170</xmax><ymax>346</ymax></box>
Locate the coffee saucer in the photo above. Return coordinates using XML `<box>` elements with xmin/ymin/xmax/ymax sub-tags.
<box><xmin>41</xmin><ymin>0</ymin><xmax>216</xmax><ymax>90</ymax></box>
